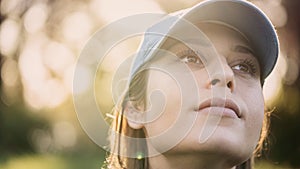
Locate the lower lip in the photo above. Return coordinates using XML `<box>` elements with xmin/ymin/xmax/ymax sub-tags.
<box><xmin>197</xmin><ymin>107</ymin><xmax>239</xmax><ymax>118</ymax></box>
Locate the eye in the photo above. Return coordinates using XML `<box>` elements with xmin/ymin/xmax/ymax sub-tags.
<box><xmin>232</xmin><ymin>64</ymin><xmax>250</xmax><ymax>72</ymax></box>
<box><xmin>180</xmin><ymin>55</ymin><xmax>202</xmax><ymax>64</ymax></box>
<box><xmin>231</xmin><ymin>59</ymin><xmax>258</xmax><ymax>76</ymax></box>
<box><xmin>177</xmin><ymin>49</ymin><xmax>203</xmax><ymax>65</ymax></box>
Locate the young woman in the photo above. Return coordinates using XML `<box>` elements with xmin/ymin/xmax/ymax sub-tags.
<box><xmin>103</xmin><ymin>0</ymin><xmax>279</xmax><ymax>168</ymax></box>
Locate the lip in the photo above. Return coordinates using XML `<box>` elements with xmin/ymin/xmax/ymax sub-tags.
<box><xmin>196</xmin><ymin>98</ymin><xmax>241</xmax><ymax>118</ymax></box>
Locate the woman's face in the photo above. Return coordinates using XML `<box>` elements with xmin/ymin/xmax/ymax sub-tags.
<box><xmin>139</xmin><ymin>22</ymin><xmax>264</xmax><ymax>164</ymax></box>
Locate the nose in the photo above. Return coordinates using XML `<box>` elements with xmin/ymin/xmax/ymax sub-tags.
<box><xmin>206</xmin><ymin>60</ymin><xmax>235</xmax><ymax>92</ymax></box>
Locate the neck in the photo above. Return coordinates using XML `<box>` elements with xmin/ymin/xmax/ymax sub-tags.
<box><xmin>148</xmin><ymin>152</ymin><xmax>236</xmax><ymax>169</ymax></box>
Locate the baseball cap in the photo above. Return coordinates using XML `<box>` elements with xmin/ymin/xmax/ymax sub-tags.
<box><xmin>129</xmin><ymin>0</ymin><xmax>279</xmax><ymax>83</ymax></box>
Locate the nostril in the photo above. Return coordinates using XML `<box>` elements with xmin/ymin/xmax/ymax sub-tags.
<box><xmin>227</xmin><ymin>81</ymin><xmax>233</xmax><ymax>89</ymax></box>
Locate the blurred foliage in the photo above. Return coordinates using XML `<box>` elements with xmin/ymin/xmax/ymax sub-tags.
<box><xmin>267</xmin><ymin>84</ymin><xmax>300</xmax><ymax>167</ymax></box>
<box><xmin>0</xmin><ymin>155</ymin><xmax>288</xmax><ymax>169</ymax></box>
<box><xmin>0</xmin><ymin>100</ymin><xmax>50</xmax><ymax>155</ymax></box>
<box><xmin>0</xmin><ymin>55</ymin><xmax>50</xmax><ymax>155</ymax></box>
<box><xmin>0</xmin><ymin>153</ymin><xmax>104</xmax><ymax>169</ymax></box>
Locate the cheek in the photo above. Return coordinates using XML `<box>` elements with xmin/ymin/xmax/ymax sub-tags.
<box><xmin>236</xmin><ymin>80</ymin><xmax>265</xmax><ymax>121</ymax></box>
<box><xmin>239</xmin><ymin>85</ymin><xmax>265</xmax><ymax>140</ymax></box>
<box><xmin>247</xmin><ymin>88</ymin><xmax>264</xmax><ymax>123</ymax></box>
<box><xmin>145</xmin><ymin>71</ymin><xmax>182</xmax><ymax>136</ymax></box>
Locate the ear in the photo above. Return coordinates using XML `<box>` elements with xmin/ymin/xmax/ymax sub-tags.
<box><xmin>124</xmin><ymin>103</ymin><xmax>144</xmax><ymax>130</ymax></box>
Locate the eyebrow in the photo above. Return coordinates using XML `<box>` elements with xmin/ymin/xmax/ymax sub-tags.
<box><xmin>231</xmin><ymin>45</ymin><xmax>255</xmax><ymax>55</ymax></box>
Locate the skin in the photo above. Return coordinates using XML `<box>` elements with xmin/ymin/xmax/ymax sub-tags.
<box><xmin>128</xmin><ymin>22</ymin><xmax>265</xmax><ymax>169</ymax></box>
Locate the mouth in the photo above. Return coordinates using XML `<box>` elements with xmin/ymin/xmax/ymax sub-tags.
<box><xmin>196</xmin><ymin>98</ymin><xmax>241</xmax><ymax>118</ymax></box>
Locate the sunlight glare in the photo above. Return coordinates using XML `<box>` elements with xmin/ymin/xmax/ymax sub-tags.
<box><xmin>73</xmin><ymin>64</ymin><xmax>93</xmax><ymax>95</ymax></box>
<box><xmin>1</xmin><ymin>58</ymin><xmax>19</xmax><ymax>87</ymax></box>
<box><xmin>0</xmin><ymin>0</ymin><xmax>22</xmax><ymax>15</ymax></box>
<box><xmin>0</xmin><ymin>19</ymin><xmax>21</xmax><ymax>56</ymax></box>
<box><xmin>252</xmin><ymin>0</ymin><xmax>287</xmax><ymax>27</ymax></box>
<box><xmin>89</xmin><ymin>0</ymin><xmax>164</xmax><ymax>23</ymax></box>
<box><xmin>43</xmin><ymin>41</ymin><xmax>75</xmax><ymax>75</ymax></box>
<box><xmin>263</xmin><ymin>53</ymin><xmax>287</xmax><ymax>105</ymax></box>
<box><xmin>62</xmin><ymin>11</ymin><xmax>93</xmax><ymax>42</ymax></box>
<box><xmin>19</xmin><ymin>35</ymin><xmax>68</xmax><ymax>109</ymax></box>
<box><xmin>63</xmin><ymin>65</ymin><xmax>75</xmax><ymax>94</ymax></box>
<box><xmin>52</xmin><ymin>121</ymin><xmax>77</xmax><ymax>149</ymax></box>
<box><xmin>24</xmin><ymin>3</ymin><xmax>48</xmax><ymax>33</ymax></box>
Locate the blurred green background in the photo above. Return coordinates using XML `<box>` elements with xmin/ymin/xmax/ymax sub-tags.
<box><xmin>0</xmin><ymin>0</ymin><xmax>299</xmax><ymax>168</ymax></box>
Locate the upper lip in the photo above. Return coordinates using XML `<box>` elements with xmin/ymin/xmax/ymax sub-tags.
<box><xmin>197</xmin><ymin>98</ymin><xmax>241</xmax><ymax>118</ymax></box>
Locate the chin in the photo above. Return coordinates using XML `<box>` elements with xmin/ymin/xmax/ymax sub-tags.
<box><xmin>168</xmin><ymin>122</ymin><xmax>256</xmax><ymax>166</ymax></box>
<box><xmin>203</xmin><ymin>130</ymin><xmax>255</xmax><ymax>165</ymax></box>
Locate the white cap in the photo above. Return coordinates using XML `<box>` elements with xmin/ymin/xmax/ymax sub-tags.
<box><xmin>130</xmin><ymin>0</ymin><xmax>279</xmax><ymax>83</ymax></box>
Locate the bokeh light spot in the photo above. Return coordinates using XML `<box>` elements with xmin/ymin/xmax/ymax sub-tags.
<box><xmin>1</xmin><ymin>58</ymin><xmax>19</xmax><ymax>87</ymax></box>
<box><xmin>73</xmin><ymin>64</ymin><xmax>93</xmax><ymax>94</ymax></box>
<box><xmin>0</xmin><ymin>19</ymin><xmax>21</xmax><ymax>56</ymax></box>
<box><xmin>24</xmin><ymin>3</ymin><xmax>49</xmax><ymax>33</ymax></box>
<box><xmin>52</xmin><ymin>121</ymin><xmax>77</xmax><ymax>149</ymax></box>
<box><xmin>62</xmin><ymin>11</ymin><xmax>93</xmax><ymax>42</ymax></box>
<box><xmin>89</xmin><ymin>0</ymin><xmax>164</xmax><ymax>22</ymax></box>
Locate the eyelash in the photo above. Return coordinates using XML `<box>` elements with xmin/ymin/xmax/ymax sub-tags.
<box><xmin>176</xmin><ymin>50</ymin><xmax>203</xmax><ymax>64</ymax></box>
<box><xmin>176</xmin><ymin>49</ymin><xmax>258</xmax><ymax>76</ymax></box>
<box><xmin>231</xmin><ymin>59</ymin><xmax>258</xmax><ymax>76</ymax></box>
